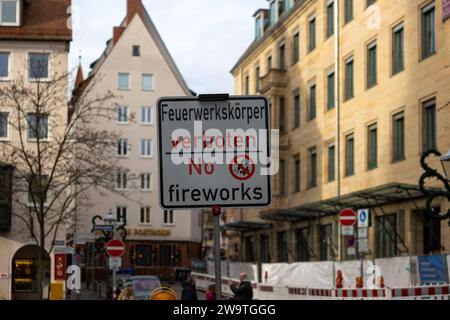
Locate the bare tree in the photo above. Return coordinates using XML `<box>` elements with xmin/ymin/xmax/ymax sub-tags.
<box><xmin>0</xmin><ymin>55</ymin><xmax>135</xmax><ymax>299</ymax></box>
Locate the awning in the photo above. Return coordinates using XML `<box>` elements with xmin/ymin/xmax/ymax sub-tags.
<box><xmin>261</xmin><ymin>183</ymin><xmax>435</xmax><ymax>222</ymax></box>
<box><xmin>222</xmin><ymin>221</ymin><xmax>271</xmax><ymax>232</ymax></box>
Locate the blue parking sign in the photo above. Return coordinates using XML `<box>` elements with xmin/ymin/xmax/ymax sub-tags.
<box><xmin>358</xmin><ymin>209</ymin><xmax>369</xmax><ymax>228</ymax></box>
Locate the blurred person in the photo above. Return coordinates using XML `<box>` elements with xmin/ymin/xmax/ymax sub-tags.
<box><xmin>230</xmin><ymin>272</ymin><xmax>253</xmax><ymax>300</ymax></box>
<box><xmin>181</xmin><ymin>276</ymin><xmax>198</xmax><ymax>301</ymax></box>
<box><xmin>206</xmin><ymin>284</ymin><xmax>216</xmax><ymax>301</ymax></box>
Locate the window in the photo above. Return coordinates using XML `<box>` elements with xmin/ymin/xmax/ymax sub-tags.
<box><xmin>132</xmin><ymin>45</ymin><xmax>141</xmax><ymax>57</ymax></box>
<box><xmin>326</xmin><ymin>1</ymin><xmax>335</xmax><ymax>39</ymax></box>
<box><xmin>368</xmin><ymin>124</ymin><xmax>378</xmax><ymax>170</ymax></box>
<box><xmin>118</xmin><ymin>73</ymin><xmax>130</xmax><ymax>90</ymax></box>
<box><xmin>328</xmin><ymin>143</ymin><xmax>335</xmax><ymax>182</ymax></box>
<box><xmin>255</xmin><ymin>16</ymin><xmax>262</xmax><ymax>40</ymax></box>
<box><xmin>260</xmin><ymin>235</ymin><xmax>270</xmax><ymax>263</ymax></box>
<box><xmin>116</xmin><ymin>207</ymin><xmax>127</xmax><ymax>225</ymax></box>
<box><xmin>27</xmin><ymin>113</ymin><xmax>48</xmax><ymax>140</ymax></box>
<box><xmin>267</xmin><ymin>55</ymin><xmax>273</xmax><ymax>72</ymax></box>
<box><xmin>345</xmin><ymin>57</ymin><xmax>354</xmax><ymax>100</ymax></box>
<box><xmin>422</xmin><ymin>98</ymin><xmax>436</xmax><ymax>151</ymax></box>
<box><xmin>376</xmin><ymin>214</ymin><xmax>397</xmax><ymax>258</ymax></box>
<box><xmin>279</xmin><ymin>43</ymin><xmax>286</xmax><ymax>69</ymax></box>
<box><xmin>1</xmin><ymin>0</ymin><xmax>18</xmax><ymax>25</ymax></box>
<box><xmin>140</xmin><ymin>173</ymin><xmax>151</xmax><ymax>191</ymax></box>
<box><xmin>345</xmin><ymin>134</ymin><xmax>354</xmax><ymax>176</ymax></box>
<box><xmin>142</xmin><ymin>74</ymin><xmax>154</xmax><ymax>91</ymax></box>
<box><xmin>297</xmin><ymin>228</ymin><xmax>311</xmax><ymax>262</ymax></box>
<box><xmin>117</xmin><ymin>106</ymin><xmax>128</xmax><ymax>124</ymax></box>
<box><xmin>255</xmin><ymin>66</ymin><xmax>260</xmax><ymax>92</ymax></box>
<box><xmin>134</xmin><ymin>245</ymin><xmax>152</xmax><ymax>266</ymax></box>
<box><xmin>140</xmin><ymin>139</ymin><xmax>152</xmax><ymax>157</ymax></box>
<box><xmin>294</xmin><ymin>158</ymin><xmax>301</xmax><ymax>193</ymax></box>
<box><xmin>28</xmin><ymin>175</ymin><xmax>48</xmax><ymax>204</ymax></box>
<box><xmin>393</xmin><ymin>112</ymin><xmax>405</xmax><ymax>162</ymax></box>
<box><xmin>117</xmin><ymin>139</ymin><xmax>128</xmax><ymax>157</ymax></box>
<box><xmin>294</xmin><ymin>93</ymin><xmax>301</xmax><ymax>128</ymax></box>
<box><xmin>245</xmin><ymin>76</ymin><xmax>250</xmax><ymax>95</ymax></box>
<box><xmin>140</xmin><ymin>106</ymin><xmax>153</xmax><ymax>125</ymax></box>
<box><xmin>292</xmin><ymin>32</ymin><xmax>299</xmax><ymax>64</ymax></box>
<box><xmin>421</xmin><ymin>2</ymin><xmax>436</xmax><ymax>59</ymax></box>
<box><xmin>367</xmin><ymin>41</ymin><xmax>377</xmax><ymax>89</ymax></box>
<box><xmin>277</xmin><ymin>231</ymin><xmax>289</xmax><ymax>262</ymax></box>
<box><xmin>308</xmin><ymin>148</ymin><xmax>317</xmax><ymax>188</ymax></box>
<box><xmin>344</xmin><ymin>0</ymin><xmax>353</xmax><ymax>23</ymax></box>
<box><xmin>279</xmin><ymin>159</ymin><xmax>286</xmax><ymax>195</ymax></box>
<box><xmin>269</xmin><ymin>0</ymin><xmax>276</xmax><ymax>26</ymax></box>
<box><xmin>319</xmin><ymin>224</ymin><xmax>333</xmax><ymax>261</ymax></box>
<box><xmin>0</xmin><ymin>52</ymin><xmax>9</xmax><ymax>78</ymax></box>
<box><xmin>308</xmin><ymin>84</ymin><xmax>316</xmax><ymax>120</ymax></box>
<box><xmin>245</xmin><ymin>236</ymin><xmax>255</xmax><ymax>262</ymax></box>
<box><xmin>140</xmin><ymin>207</ymin><xmax>151</xmax><ymax>225</ymax></box>
<box><xmin>327</xmin><ymin>71</ymin><xmax>335</xmax><ymax>110</ymax></box>
<box><xmin>163</xmin><ymin>210</ymin><xmax>174</xmax><ymax>225</ymax></box>
<box><xmin>29</xmin><ymin>53</ymin><xmax>49</xmax><ymax>80</ymax></box>
<box><xmin>0</xmin><ymin>112</ymin><xmax>8</xmax><ymax>139</ymax></box>
<box><xmin>367</xmin><ymin>0</ymin><xmax>376</xmax><ymax>7</ymax></box>
<box><xmin>392</xmin><ymin>23</ymin><xmax>404</xmax><ymax>75</ymax></box>
<box><xmin>279</xmin><ymin>97</ymin><xmax>286</xmax><ymax>132</ymax></box>
<box><xmin>309</xmin><ymin>16</ymin><xmax>316</xmax><ymax>52</ymax></box>
<box><xmin>116</xmin><ymin>172</ymin><xmax>128</xmax><ymax>190</ymax></box>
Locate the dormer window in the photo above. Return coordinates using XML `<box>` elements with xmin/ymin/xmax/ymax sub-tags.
<box><xmin>0</xmin><ymin>0</ymin><xmax>19</xmax><ymax>26</ymax></box>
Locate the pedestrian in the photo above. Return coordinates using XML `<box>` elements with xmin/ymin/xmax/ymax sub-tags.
<box><xmin>230</xmin><ymin>272</ymin><xmax>253</xmax><ymax>300</ymax></box>
<box><xmin>117</xmin><ymin>282</ymin><xmax>136</xmax><ymax>300</ymax></box>
<box><xmin>206</xmin><ymin>284</ymin><xmax>216</xmax><ymax>301</ymax></box>
<box><xmin>181</xmin><ymin>276</ymin><xmax>198</xmax><ymax>301</ymax></box>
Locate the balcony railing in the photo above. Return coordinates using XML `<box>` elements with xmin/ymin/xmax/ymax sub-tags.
<box><xmin>259</xmin><ymin>68</ymin><xmax>288</xmax><ymax>94</ymax></box>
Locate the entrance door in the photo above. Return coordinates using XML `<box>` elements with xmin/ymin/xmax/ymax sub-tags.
<box><xmin>418</xmin><ymin>209</ymin><xmax>442</xmax><ymax>254</ymax></box>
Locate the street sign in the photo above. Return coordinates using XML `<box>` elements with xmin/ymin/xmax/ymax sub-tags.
<box><xmin>339</xmin><ymin>209</ymin><xmax>357</xmax><ymax>226</ymax></box>
<box><xmin>52</xmin><ymin>240</ymin><xmax>65</xmax><ymax>246</ymax></box>
<box><xmin>109</xmin><ymin>257</ymin><xmax>122</xmax><ymax>270</ymax></box>
<box><xmin>157</xmin><ymin>96</ymin><xmax>272</xmax><ymax>209</ymax></box>
<box><xmin>54</xmin><ymin>247</ymin><xmax>75</xmax><ymax>255</ymax></box>
<box><xmin>358</xmin><ymin>239</ymin><xmax>370</xmax><ymax>253</ymax></box>
<box><xmin>358</xmin><ymin>227</ymin><xmax>368</xmax><ymax>239</ymax></box>
<box><xmin>106</xmin><ymin>239</ymin><xmax>125</xmax><ymax>257</ymax></box>
<box><xmin>93</xmin><ymin>224</ymin><xmax>114</xmax><ymax>232</ymax></box>
<box><xmin>74</xmin><ymin>233</ymin><xmax>95</xmax><ymax>243</ymax></box>
<box><xmin>341</xmin><ymin>225</ymin><xmax>354</xmax><ymax>236</ymax></box>
<box><xmin>358</xmin><ymin>209</ymin><xmax>370</xmax><ymax>228</ymax></box>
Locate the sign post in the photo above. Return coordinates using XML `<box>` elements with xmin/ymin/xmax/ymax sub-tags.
<box><xmin>157</xmin><ymin>94</ymin><xmax>272</xmax><ymax>300</ymax></box>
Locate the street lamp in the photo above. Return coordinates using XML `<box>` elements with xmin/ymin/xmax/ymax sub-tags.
<box><xmin>104</xmin><ymin>209</ymin><xmax>116</xmax><ymax>225</ymax></box>
<box><xmin>419</xmin><ymin>149</ymin><xmax>450</xmax><ymax>226</ymax></box>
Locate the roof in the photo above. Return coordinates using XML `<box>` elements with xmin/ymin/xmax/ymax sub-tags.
<box><xmin>231</xmin><ymin>0</ymin><xmax>307</xmax><ymax>74</ymax></box>
<box><xmin>222</xmin><ymin>221</ymin><xmax>271</xmax><ymax>232</ymax></box>
<box><xmin>85</xmin><ymin>5</ymin><xmax>191</xmax><ymax>96</ymax></box>
<box><xmin>0</xmin><ymin>0</ymin><xmax>72</xmax><ymax>41</ymax></box>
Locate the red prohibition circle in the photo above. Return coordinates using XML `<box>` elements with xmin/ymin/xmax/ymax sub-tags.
<box><xmin>229</xmin><ymin>155</ymin><xmax>256</xmax><ymax>181</ymax></box>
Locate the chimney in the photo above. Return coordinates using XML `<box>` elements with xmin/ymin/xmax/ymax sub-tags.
<box><xmin>113</xmin><ymin>26</ymin><xmax>125</xmax><ymax>45</ymax></box>
<box><xmin>126</xmin><ymin>0</ymin><xmax>143</xmax><ymax>25</ymax></box>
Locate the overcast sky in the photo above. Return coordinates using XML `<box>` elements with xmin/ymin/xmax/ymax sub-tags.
<box><xmin>69</xmin><ymin>0</ymin><xmax>268</xmax><ymax>94</ymax></box>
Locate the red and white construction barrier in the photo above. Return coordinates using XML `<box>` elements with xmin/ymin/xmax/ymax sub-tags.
<box><xmin>390</xmin><ymin>285</ymin><xmax>450</xmax><ymax>300</ymax></box>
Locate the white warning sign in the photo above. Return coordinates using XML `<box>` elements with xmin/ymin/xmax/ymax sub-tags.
<box><xmin>157</xmin><ymin>95</ymin><xmax>272</xmax><ymax>209</ymax></box>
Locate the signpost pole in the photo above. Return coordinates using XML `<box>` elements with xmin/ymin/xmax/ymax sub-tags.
<box><xmin>112</xmin><ymin>222</ymin><xmax>117</xmax><ymax>300</ymax></box>
<box><xmin>212</xmin><ymin>206</ymin><xmax>222</xmax><ymax>300</ymax></box>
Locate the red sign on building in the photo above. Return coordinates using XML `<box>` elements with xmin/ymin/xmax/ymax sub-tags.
<box><xmin>54</xmin><ymin>254</ymin><xmax>66</xmax><ymax>281</ymax></box>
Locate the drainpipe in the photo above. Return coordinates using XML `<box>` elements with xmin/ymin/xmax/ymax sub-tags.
<box><xmin>334</xmin><ymin>0</ymin><xmax>342</xmax><ymax>263</ymax></box>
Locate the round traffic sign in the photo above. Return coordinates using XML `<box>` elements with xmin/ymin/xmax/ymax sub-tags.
<box><xmin>106</xmin><ymin>239</ymin><xmax>125</xmax><ymax>257</ymax></box>
<box><xmin>339</xmin><ymin>209</ymin><xmax>357</xmax><ymax>226</ymax></box>
<box><xmin>229</xmin><ymin>155</ymin><xmax>256</xmax><ymax>181</ymax></box>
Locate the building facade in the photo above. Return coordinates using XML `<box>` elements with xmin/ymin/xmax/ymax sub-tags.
<box><xmin>0</xmin><ymin>0</ymin><xmax>72</xmax><ymax>299</ymax></box>
<box><xmin>73</xmin><ymin>0</ymin><xmax>201</xmax><ymax>281</ymax></box>
<box><xmin>228</xmin><ymin>0</ymin><xmax>450</xmax><ymax>264</ymax></box>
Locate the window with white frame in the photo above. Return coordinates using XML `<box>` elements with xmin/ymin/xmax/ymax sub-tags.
<box><xmin>116</xmin><ymin>172</ymin><xmax>128</xmax><ymax>190</ymax></box>
<box><xmin>117</xmin><ymin>106</ymin><xmax>129</xmax><ymax>123</ymax></box>
<box><xmin>140</xmin><ymin>139</ymin><xmax>152</xmax><ymax>157</ymax></box>
<box><xmin>140</xmin><ymin>106</ymin><xmax>153</xmax><ymax>124</ymax></box>
<box><xmin>0</xmin><ymin>52</ymin><xmax>10</xmax><ymax>79</ymax></box>
<box><xmin>0</xmin><ymin>0</ymin><xmax>19</xmax><ymax>26</ymax></box>
<box><xmin>117</xmin><ymin>139</ymin><xmax>128</xmax><ymax>157</ymax></box>
<box><xmin>27</xmin><ymin>113</ymin><xmax>49</xmax><ymax>140</ymax></box>
<box><xmin>0</xmin><ymin>112</ymin><xmax>8</xmax><ymax>139</ymax></box>
<box><xmin>140</xmin><ymin>173</ymin><xmax>151</xmax><ymax>191</ymax></box>
<box><xmin>163</xmin><ymin>210</ymin><xmax>174</xmax><ymax>225</ymax></box>
<box><xmin>29</xmin><ymin>53</ymin><xmax>50</xmax><ymax>80</ymax></box>
<box><xmin>118</xmin><ymin>73</ymin><xmax>130</xmax><ymax>90</ymax></box>
<box><xmin>140</xmin><ymin>206</ymin><xmax>151</xmax><ymax>224</ymax></box>
<box><xmin>116</xmin><ymin>207</ymin><xmax>127</xmax><ymax>225</ymax></box>
<box><xmin>141</xmin><ymin>74</ymin><xmax>154</xmax><ymax>91</ymax></box>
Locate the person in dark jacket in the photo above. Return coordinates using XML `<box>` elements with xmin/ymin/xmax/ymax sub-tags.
<box><xmin>230</xmin><ymin>272</ymin><xmax>253</xmax><ymax>300</ymax></box>
<box><xmin>181</xmin><ymin>276</ymin><xmax>198</xmax><ymax>301</ymax></box>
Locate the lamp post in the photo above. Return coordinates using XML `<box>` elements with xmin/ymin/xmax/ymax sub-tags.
<box><xmin>104</xmin><ymin>209</ymin><xmax>117</xmax><ymax>300</ymax></box>
<box><xmin>419</xmin><ymin>149</ymin><xmax>450</xmax><ymax>226</ymax></box>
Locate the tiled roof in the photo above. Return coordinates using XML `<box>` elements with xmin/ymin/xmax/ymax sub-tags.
<box><xmin>0</xmin><ymin>0</ymin><xmax>72</xmax><ymax>41</ymax></box>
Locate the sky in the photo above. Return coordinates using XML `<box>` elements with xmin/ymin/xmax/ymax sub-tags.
<box><xmin>69</xmin><ymin>0</ymin><xmax>268</xmax><ymax>94</ymax></box>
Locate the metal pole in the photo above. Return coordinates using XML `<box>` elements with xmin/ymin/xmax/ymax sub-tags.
<box><xmin>112</xmin><ymin>222</ymin><xmax>117</xmax><ymax>300</ymax></box>
<box><xmin>212</xmin><ymin>206</ymin><xmax>222</xmax><ymax>300</ymax></box>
